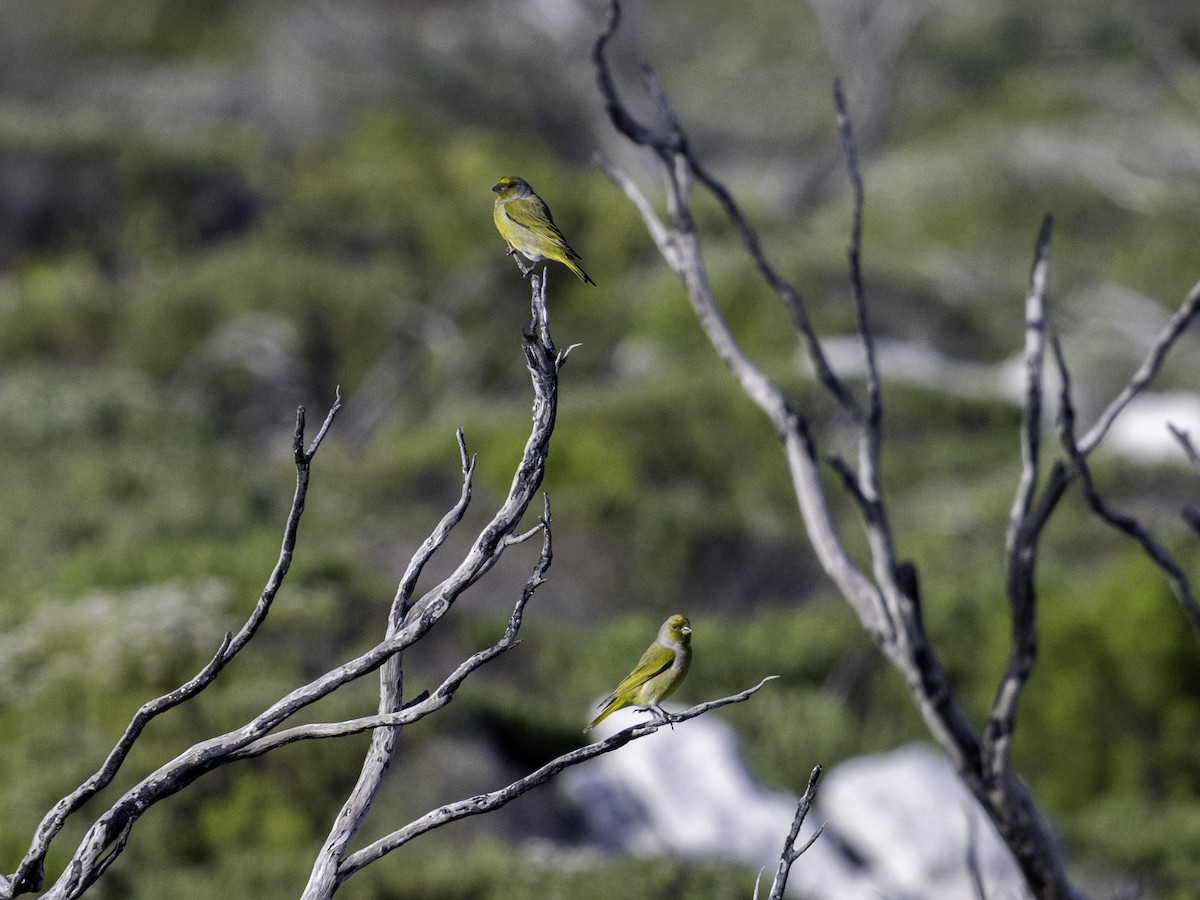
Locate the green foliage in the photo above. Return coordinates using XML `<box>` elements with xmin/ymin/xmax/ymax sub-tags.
<box><xmin>1069</xmin><ymin>796</ymin><xmax>1200</xmax><ymax>894</ymax></box>
<box><xmin>2</xmin><ymin>0</ymin><xmax>1199</xmax><ymax>895</ymax></box>
<box><xmin>342</xmin><ymin>837</ymin><xmax>757</xmax><ymax>900</ymax></box>
<box><xmin>30</xmin><ymin>0</ymin><xmax>250</xmax><ymax>61</ymax></box>
<box><xmin>197</xmin><ymin>771</ymin><xmax>314</xmax><ymax>850</ymax></box>
<box><xmin>0</xmin><ymin>256</ymin><xmax>116</xmax><ymax>363</ymax></box>
<box><xmin>1015</xmin><ymin>551</ymin><xmax>1200</xmax><ymax>812</ymax></box>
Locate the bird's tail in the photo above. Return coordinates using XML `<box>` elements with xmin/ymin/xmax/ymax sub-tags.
<box><xmin>584</xmin><ymin>695</ymin><xmax>619</xmax><ymax>732</ymax></box>
<box><xmin>565</xmin><ymin>258</ymin><xmax>596</xmax><ymax>286</ymax></box>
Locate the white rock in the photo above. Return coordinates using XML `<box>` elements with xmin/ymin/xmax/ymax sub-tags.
<box><xmin>565</xmin><ymin>715</ymin><xmax>1026</xmax><ymax>899</ymax></box>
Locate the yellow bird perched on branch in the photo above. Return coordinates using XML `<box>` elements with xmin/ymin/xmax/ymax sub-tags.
<box><xmin>493</xmin><ymin>176</ymin><xmax>595</xmax><ymax>285</ymax></box>
<box><xmin>585</xmin><ymin>615</ymin><xmax>692</xmax><ymax>732</ymax></box>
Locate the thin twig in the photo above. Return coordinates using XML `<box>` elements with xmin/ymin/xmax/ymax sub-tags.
<box><xmin>6</xmin><ymin>394</ymin><xmax>342</xmax><ymax>897</ymax></box>
<box><xmin>1007</xmin><ymin>215</ymin><xmax>1053</xmax><ymax>554</ymax></box>
<box><xmin>1079</xmin><ymin>278</ymin><xmax>1200</xmax><ymax>455</ymax></box>
<box><xmin>594</xmin><ymin>1</ymin><xmax>860</xmax><ymax>419</ymax></box>
<box><xmin>984</xmin><ymin>219</ymin><xmax>1056</xmax><ymax>787</ymax></box>
<box><xmin>1167</xmin><ymin>422</ymin><xmax>1200</xmax><ymax>466</ymax></box>
<box><xmin>767</xmin><ymin>764</ymin><xmax>825</xmax><ymax>900</ymax></box>
<box><xmin>832</xmin><ymin>77</ymin><xmax>906</xmax><ymax>614</ymax></box>
<box><xmin>596</xmin><ymin>157</ymin><xmax>680</xmax><ymax>270</ymax></box>
<box><xmin>1050</xmin><ymin>333</ymin><xmax>1200</xmax><ymax>630</ymax></box>
<box><xmin>392</xmin><ymin>428</ymin><xmax>475</xmax><ymax>623</ymax></box>
<box><xmin>834</xmin><ymin>79</ymin><xmax>878</xmax><ymax>439</ymax></box>
<box><xmin>240</xmin><ymin>500</ymin><xmax>553</xmax><ymax>761</ymax></box>
<box><xmin>690</xmin><ymin>136</ymin><xmax>863</xmax><ymax>421</ymax></box>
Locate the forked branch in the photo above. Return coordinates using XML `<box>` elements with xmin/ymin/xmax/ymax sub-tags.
<box><xmin>7</xmin><ymin>278</ymin><xmax>565</xmax><ymax>900</ymax></box>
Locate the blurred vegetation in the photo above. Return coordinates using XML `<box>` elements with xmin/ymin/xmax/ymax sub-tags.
<box><xmin>0</xmin><ymin>0</ymin><xmax>1198</xmax><ymax>897</ymax></box>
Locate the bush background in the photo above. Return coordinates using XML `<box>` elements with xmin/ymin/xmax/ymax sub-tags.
<box><xmin>1</xmin><ymin>1</ymin><xmax>1198</xmax><ymax>896</ymax></box>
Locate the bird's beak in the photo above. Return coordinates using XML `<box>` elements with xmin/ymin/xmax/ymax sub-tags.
<box><xmin>492</xmin><ymin>183</ymin><xmax>503</xmax><ymax>194</ymax></box>
<box><xmin>682</xmin><ymin>625</ymin><xmax>692</xmax><ymax>636</ymax></box>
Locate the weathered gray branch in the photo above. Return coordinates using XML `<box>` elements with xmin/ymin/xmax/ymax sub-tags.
<box><xmin>232</xmin><ymin>503</ymin><xmax>550</xmax><ymax>761</ymax></box>
<box><xmin>3</xmin><ymin>394</ymin><xmax>343</xmax><ymax>899</ymax></box>
<box><xmin>333</xmin><ymin>676</ymin><xmax>780</xmax><ymax>888</ymax></box>
<box><xmin>1050</xmin><ymin>333</ymin><xmax>1200</xmax><ymax>630</ymax></box>
<box><xmin>593</xmin><ymin>4</ymin><xmax>1098</xmax><ymax>896</ymax></box>
<box><xmin>302</xmin><ymin>486</ymin><xmax>555</xmax><ymax>900</ymax></box>
<box><xmin>984</xmin><ymin>217</ymin><xmax>1054</xmax><ymax>789</ymax></box>
<box><xmin>765</xmin><ymin>764</ymin><xmax>825</xmax><ymax>900</ymax></box>
<box><xmin>1078</xmin><ymin>279</ymin><xmax>1200</xmax><ymax>455</ymax></box>
<box><xmin>8</xmin><ymin>277</ymin><xmax>565</xmax><ymax>900</ymax></box>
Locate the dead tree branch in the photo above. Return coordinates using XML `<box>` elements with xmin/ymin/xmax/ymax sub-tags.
<box><xmin>334</xmin><ymin>676</ymin><xmax>779</xmax><ymax>887</ymax></box>
<box><xmin>4</xmin><ymin>278</ymin><xmax>566</xmax><ymax>900</ymax></box>
<box><xmin>765</xmin><ymin>764</ymin><xmax>825</xmax><ymax>900</ymax></box>
<box><xmin>592</xmin><ymin>3</ymin><xmax>1200</xmax><ymax>896</ymax></box>
<box><xmin>1050</xmin><ymin>333</ymin><xmax>1200</xmax><ymax>630</ymax></box>
<box><xmin>4</xmin><ymin>394</ymin><xmax>343</xmax><ymax>898</ymax></box>
<box><xmin>1079</xmin><ymin>280</ymin><xmax>1200</xmax><ymax>455</ymax></box>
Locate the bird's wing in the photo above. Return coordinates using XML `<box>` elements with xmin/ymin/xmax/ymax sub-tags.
<box><xmin>600</xmin><ymin>643</ymin><xmax>675</xmax><ymax>705</ymax></box>
<box><xmin>506</xmin><ymin>197</ymin><xmax>573</xmax><ymax>246</ymax></box>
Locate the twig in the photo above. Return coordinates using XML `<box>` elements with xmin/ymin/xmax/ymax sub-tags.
<box><xmin>834</xmin><ymin>79</ymin><xmax>878</xmax><ymax>433</ymax></box>
<box><xmin>766</xmin><ymin>764</ymin><xmax>825</xmax><ymax>900</ymax></box>
<box><xmin>984</xmin><ymin>220</ymin><xmax>1058</xmax><ymax>790</ymax></box>
<box><xmin>393</xmin><ymin>428</ymin><xmax>476</xmax><ymax>623</ymax></box>
<box><xmin>1167</xmin><ymin>422</ymin><xmax>1200</xmax><ymax>466</ymax></box>
<box><xmin>1079</xmin><ymin>278</ymin><xmax>1200</xmax><ymax>455</ymax></box>
<box><xmin>241</xmin><ymin>499</ymin><xmax>553</xmax><ymax>761</ymax></box>
<box><xmin>301</xmin><ymin>283</ymin><xmax>561</xmax><ymax>900</ymax></box>
<box><xmin>1007</xmin><ymin>216</ymin><xmax>1053</xmax><ymax>554</ymax></box>
<box><xmin>5</xmin><ymin>393</ymin><xmax>342</xmax><ymax>898</ymax></box>
<box><xmin>831</xmin><ymin>78</ymin><xmax>906</xmax><ymax>617</ymax></box>
<box><xmin>1050</xmin><ymin>333</ymin><xmax>1200</xmax><ymax>630</ymax></box>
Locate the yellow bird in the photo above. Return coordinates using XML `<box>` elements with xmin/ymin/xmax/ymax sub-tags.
<box><xmin>492</xmin><ymin>176</ymin><xmax>595</xmax><ymax>285</ymax></box>
<box><xmin>586</xmin><ymin>615</ymin><xmax>692</xmax><ymax>732</ymax></box>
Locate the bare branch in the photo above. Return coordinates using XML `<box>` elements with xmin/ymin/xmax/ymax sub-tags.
<box><xmin>393</xmin><ymin>427</ymin><xmax>476</xmax><ymax>622</ymax></box>
<box><xmin>593</xmin><ymin>1</ymin><xmax>671</xmax><ymax>155</ymax></box>
<box><xmin>596</xmin><ymin>157</ymin><xmax>680</xmax><ymax>270</ymax></box>
<box><xmin>834</xmin><ymin>79</ymin><xmax>877</xmax><ymax>431</ymax></box>
<box><xmin>1168</xmin><ymin>421</ymin><xmax>1200</xmax><ymax>466</ymax></box>
<box><xmin>982</xmin><ymin>219</ymin><xmax>1057</xmax><ymax>791</ymax></box>
<box><xmin>767</xmin><ymin>764</ymin><xmax>825</xmax><ymax>900</ymax></box>
<box><xmin>595</xmin><ymin>10</ymin><xmax>891</xmax><ymax>645</ymax></box>
<box><xmin>334</xmin><ymin>677</ymin><xmax>779</xmax><ymax>887</ymax></box>
<box><xmin>1006</xmin><ymin>215</ymin><xmax>1054</xmax><ymax>554</ymax></box>
<box><xmin>241</xmin><ymin>500</ymin><xmax>553</xmax><ymax>762</ymax></box>
<box><xmin>594</xmin><ymin>1</ymin><xmax>861</xmax><ymax>420</ymax></box>
<box><xmin>14</xmin><ymin>277</ymin><xmax>560</xmax><ymax>900</ymax></box>
<box><xmin>831</xmin><ymin>79</ymin><xmax>906</xmax><ymax>617</ymax></box>
<box><xmin>593</xmin><ymin>6</ymin><xmax>1087</xmax><ymax>898</ymax></box>
<box><xmin>826</xmin><ymin>452</ymin><xmax>871</xmax><ymax>515</ymax></box>
<box><xmin>5</xmin><ymin>394</ymin><xmax>342</xmax><ymax>898</ymax></box>
<box><xmin>1079</xmin><ymin>278</ymin><xmax>1200</xmax><ymax>455</ymax></box>
<box><xmin>302</xmin><ymin>283</ymin><xmax>560</xmax><ymax>900</ymax></box>
<box><xmin>300</xmin><ymin>387</ymin><xmax>343</xmax><ymax>460</ymax></box>
<box><xmin>1050</xmin><ymin>334</ymin><xmax>1200</xmax><ymax>630</ymax></box>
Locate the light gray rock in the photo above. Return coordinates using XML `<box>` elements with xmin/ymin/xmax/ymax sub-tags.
<box><xmin>564</xmin><ymin>710</ymin><xmax>1027</xmax><ymax>898</ymax></box>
